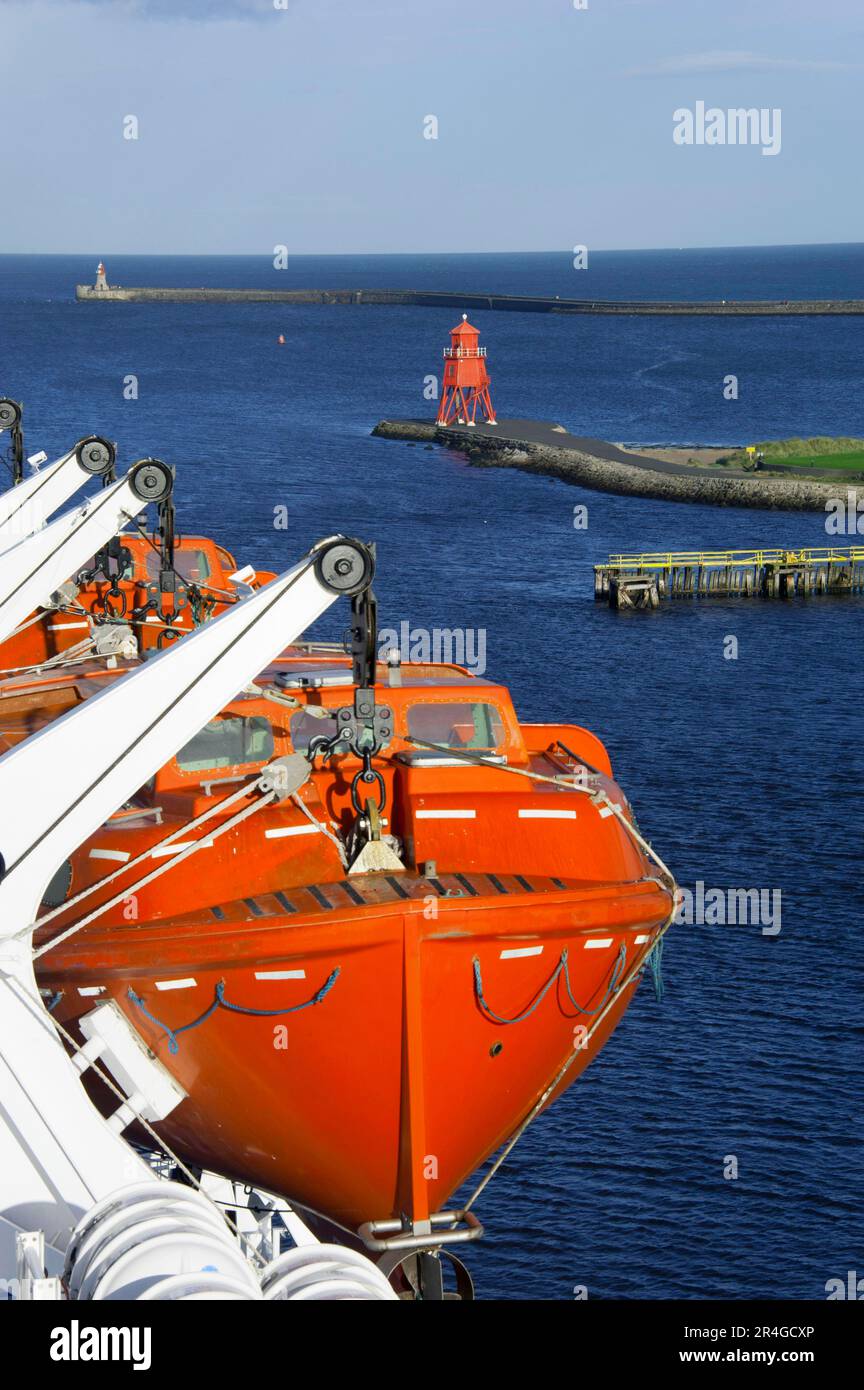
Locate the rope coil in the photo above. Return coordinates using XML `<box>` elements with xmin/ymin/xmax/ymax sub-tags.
<box><xmin>128</xmin><ymin>969</ymin><xmax>341</xmax><ymax>1055</ymax></box>
<box><xmin>473</xmin><ymin>943</ymin><xmax>627</xmax><ymax>1026</ymax></box>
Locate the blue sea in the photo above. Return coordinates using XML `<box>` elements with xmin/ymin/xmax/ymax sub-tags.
<box><xmin>1</xmin><ymin>247</ymin><xmax>862</xmax><ymax>1300</ymax></box>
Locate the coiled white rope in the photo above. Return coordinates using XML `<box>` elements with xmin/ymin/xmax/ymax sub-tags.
<box><xmin>260</xmin><ymin>1245</ymin><xmax>398</xmax><ymax>1301</ymax></box>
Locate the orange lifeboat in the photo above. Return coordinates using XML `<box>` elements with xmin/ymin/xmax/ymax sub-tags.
<box><xmin>30</xmin><ymin>650</ymin><xmax>675</xmax><ymax>1243</ymax></box>
<box><xmin>0</xmin><ymin>487</ymin><xmax>675</xmax><ymax>1267</ymax></box>
<box><xmin>0</xmin><ymin>531</ymin><xmax>277</xmax><ymax>673</ymax></box>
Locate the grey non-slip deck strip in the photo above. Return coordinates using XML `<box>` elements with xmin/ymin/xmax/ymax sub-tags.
<box><xmin>454</xmin><ymin>873</ymin><xmax>479</xmax><ymax>897</ymax></box>
<box><xmin>213</xmin><ymin>869</ymin><xmax>570</xmax><ymax>923</ymax></box>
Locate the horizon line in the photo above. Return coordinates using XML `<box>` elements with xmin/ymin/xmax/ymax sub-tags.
<box><xmin>1</xmin><ymin>239</ymin><xmax>863</xmax><ymax>259</ymax></box>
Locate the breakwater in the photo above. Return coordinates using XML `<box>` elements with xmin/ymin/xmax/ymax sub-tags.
<box><xmin>75</xmin><ymin>285</ymin><xmax>864</xmax><ymax>315</ymax></box>
<box><xmin>372</xmin><ymin>418</ymin><xmax>842</xmax><ymax>511</ymax></box>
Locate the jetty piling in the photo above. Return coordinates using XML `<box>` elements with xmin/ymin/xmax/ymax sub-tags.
<box><xmin>594</xmin><ymin>547</ymin><xmax>864</xmax><ymax>608</ymax></box>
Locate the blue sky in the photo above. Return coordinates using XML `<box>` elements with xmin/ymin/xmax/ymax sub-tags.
<box><xmin>1</xmin><ymin>0</ymin><xmax>861</xmax><ymax>253</ymax></box>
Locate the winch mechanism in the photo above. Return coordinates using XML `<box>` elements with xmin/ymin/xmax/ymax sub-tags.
<box><xmin>309</xmin><ymin>539</ymin><xmax>404</xmax><ymax>873</ymax></box>
<box><xmin>0</xmin><ymin>397</ymin><xmax>25</xmax><ymax>485</ymax></box>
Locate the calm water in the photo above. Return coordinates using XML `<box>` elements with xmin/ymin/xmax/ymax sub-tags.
<box><xmin>1</xmin><ymin>248</ymin><xmax>861</xmax><ymax>1300</ymax></box>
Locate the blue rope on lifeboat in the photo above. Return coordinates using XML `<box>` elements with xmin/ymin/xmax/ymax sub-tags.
<box><xmin>127</xmin><ymin>968</ymin><xmax>340</xmax><ymax>1055</ymax></box>
<box><xmin>473</xmin><ymin>943</ymin><xmax>627</xmax><ymax>1026</ymax></box>
<box><xmin>646</xmin><ymin>936</ymin><xmax>665</xmax><ymax>1002</ymax></box>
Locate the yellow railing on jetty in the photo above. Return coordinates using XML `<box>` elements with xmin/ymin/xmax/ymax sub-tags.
<box><xmin>604</xmin><ymin>546</ymin><xmax>864</xmax><ymax>572</ymax></box>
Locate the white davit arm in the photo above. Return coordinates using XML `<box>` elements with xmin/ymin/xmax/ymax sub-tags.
<box><xmin>0</xmin><ymin>534</ymin><xmax>372</xmax><ymax>1247</ymax></box>
<box><xmin>0</xmin><ymin>457</ymin><xmax>171</xmax><ymax>648</ymax></box>
<box><xmin>0</xmin><ymin>437</ymin><xmax>116</xmax><ymax>554</ymax></box>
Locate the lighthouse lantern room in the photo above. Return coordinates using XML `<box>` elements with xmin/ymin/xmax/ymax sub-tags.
<box><xmin>436</xmin><ymin>315</ymin><xmax>497</xmax><ymax>427</ymax></box>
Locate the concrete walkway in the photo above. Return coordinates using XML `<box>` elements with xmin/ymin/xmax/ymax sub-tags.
<box><xmin>434</xmin><ymin>419</ymin><xmax>743</xmax><ymax>478</ymax></box>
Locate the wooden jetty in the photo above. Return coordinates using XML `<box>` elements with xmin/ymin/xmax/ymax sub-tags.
<box><xmin>594</xmin><ymin>546</ymin><xmax>864</xmax><ymax>609</ymax></box>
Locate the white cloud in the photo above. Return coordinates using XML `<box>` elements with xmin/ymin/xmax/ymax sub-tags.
<box><xmin>17</xmin><ymin>0</ymin><xmax>284</xmax><ymax>19</ymax></box>
<box><xmin>628</xmin><ymin>50</ymin><xmax>861</xmax><ymax>78</ymax></box>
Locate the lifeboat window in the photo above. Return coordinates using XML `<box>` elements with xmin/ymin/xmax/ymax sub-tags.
<box><xmin>146</xmin><ymin>549</ymin><xmax>212</xmax><ymax>585</ymax></box>
<box><xmin>176</xmin><ymin>716</ymin><xmax>274</xmax><ymax>772</ymax></box>
<box><xmin>289</xmin><ymin>708</ymin><xmax>339</xmax><ymax>754</ymax></box>
<box><xmin>407</xmin><ymin>702</ymin><xmax>504</xmax><ymax>751</ymax></box>
<box><xmin>40</xmin><ymin>859</ymin><xmax>72</xmax><ymax>911</ymax></box>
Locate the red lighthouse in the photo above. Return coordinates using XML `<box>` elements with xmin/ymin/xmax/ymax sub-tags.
<box><xmin>436</xmin><ymin>315</ymin><xmax>497</xmax><ymax>427</ymax></box>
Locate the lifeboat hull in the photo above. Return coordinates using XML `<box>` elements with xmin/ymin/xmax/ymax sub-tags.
<box><xmin>40</xmin><ymin>871</ymin><xmax>671</xmax><ymax>1232</ymax></box>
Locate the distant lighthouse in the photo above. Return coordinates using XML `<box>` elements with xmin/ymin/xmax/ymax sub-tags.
<box><xmin>436</xmin><ymin>314</ymin><xmax>496</xmax><ymax>427</ymax></box>
<box><xmin>94</xmin><ymin>261</ymin><xmax>109</xmax><ymax>293</ymax></box>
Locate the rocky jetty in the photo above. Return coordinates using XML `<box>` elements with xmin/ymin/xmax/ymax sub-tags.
<box><xmin>372</xmin><ymin>419</ymin><xmax>841</xmax><ymax>512</ymax></box>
